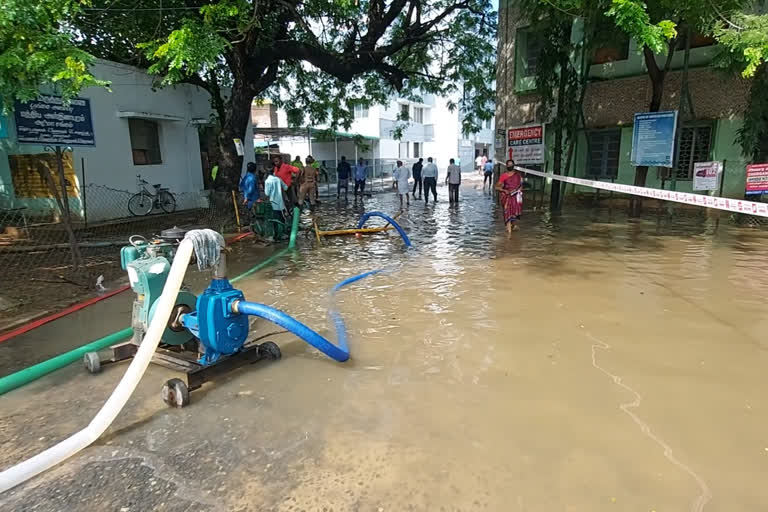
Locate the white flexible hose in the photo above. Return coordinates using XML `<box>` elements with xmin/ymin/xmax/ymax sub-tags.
<box><xmin>0</xmin><ymin>240</ymin><xmax>195</xmax><ymax>494</ymax></box>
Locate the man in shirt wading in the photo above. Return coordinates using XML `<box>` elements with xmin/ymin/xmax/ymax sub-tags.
<box><xmin>421</xmin><ymin>157</ymin><xmax>439</xmax><ymax>205</ymax></box>
<box><xmin>445</xmin><ymin>158</ymin><xmax>461</xmax><ymax>204</ymax></box>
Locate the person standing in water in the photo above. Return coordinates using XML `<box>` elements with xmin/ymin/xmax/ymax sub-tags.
<box><xmin>483</xmin><ymin>158</ymin><xmax>494</xmax><ymax>192</ymax></box>
<box><xmin>445</xmin><ymin>158</ymin><xmax>461</xmax><ymax>204</ymax></box>
<box><xmin>411</xmin><ymin>157</ymin><xmax>423</xmax><ymax>199</ymax></box>
<box><xmin>421</xmin><ymin>157</ymin><xmax>438</xmax><ymax>205</ymax></box>
<box><xmin>298</xmin><ymin>156</ymin><xmax>319</xmax><ymax>210</ymax></box>
<box><xmin>393</xmin><ymin>160</ymin><xmax>411</xmax><ymax>208</ymax></box>
<box><xmin>336</xmin><ymin>156</ymin><xmax>351</xmax><ymax>200</ymax></box>
<box><xmin>354</xmin><ymin>157</ymin><xmax>367</xmax><ymax>200</ymax></box>
<box><xmin>239</xmin><ymin>162</ymin><xmax>260</xmax><ymax>208</ymax></box>
<box><xmin>272</xmin><ymin>155</ymin><xmax>299</xmax><ymax>208</ymax></box>
<box><xmin>495</xmin><ymin>159</ymin><xmax>523</xmax><ymax>234</ymax></box>
<box><xmin>265</xmin><ymin>165</ymin><xmax>289</xmax><ymax>240</ymax></box>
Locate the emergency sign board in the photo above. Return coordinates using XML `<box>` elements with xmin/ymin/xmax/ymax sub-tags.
<box><xmin>507</xmin><ymin>124</ymin><xmax>545</xmax><ymax>164</ymax></box>
<box><xmin>746</xmin><ymin>163</ymin><xmax>768</xmax><ymax>195</ymax></box>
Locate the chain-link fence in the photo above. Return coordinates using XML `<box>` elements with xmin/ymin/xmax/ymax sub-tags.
<box><xmin>315</xmin><ymin>160</ymin><xmax>396</xmax><ymax>196</ymax></box>
<box><xmin>0</xmin><ymin>185</ymin><xmax>240</xmax><ymax>319</ymax></box>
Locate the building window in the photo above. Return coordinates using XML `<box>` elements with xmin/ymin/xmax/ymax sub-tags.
<box><xmin>413</xmin><ymin>142</ymin><xmax>421</xmax><ymax>158</ymax></box>
<box><xmin>485</xmin><ymin>119</ymin><xmax>492</xmax><ymax>129</ymax></box>
<box><xmin>354</xmin><ymin>104</ymin><xmax>368</xmax><ymax>119</ymax></box>
<box><xmin>129</xmin><ymin>119</ymin><xmax>162</xmax><ymax>165</ymax></box>
<box><xmin>413</xmin><ymin>107</ymin><xmax>424</xmax><ymax>124</ymax></box>
<box><xmin>592</xmin><ymin>37</ymin><xmax>630</xmax><ymax>65</ymax></box>
<box><xmin>587</xmin><ymin>130</ymin><xmax>621</xmax><ymax>178</ymax></box>
<box><xmin>523</xmin><ymin>31</ymin><xmax>543</xmax><ymax>77</ymax></box>
<box><xmin>676</xmin><ymin>31</ymin><xmax>716</xmax><ymax>50</ymax></box>
<box><xmin>675</xmin><ymin>124</ymin><xmax>713</xmax><ymax>180</ymax></box>
<box><xmin>400</xmin><ymin>103</ymin><xmax>409</xmax><ymax>120</ymax></box>
<box><xmin>398</xmin><ymin>142</ymin><xmax>409</xmax><ymax>159</ymax></box>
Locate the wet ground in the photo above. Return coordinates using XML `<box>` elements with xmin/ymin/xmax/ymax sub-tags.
<box><xmin>1</xmin><ymin>176</ymin><xmax>768</xmax><ymax>511</ymax></box>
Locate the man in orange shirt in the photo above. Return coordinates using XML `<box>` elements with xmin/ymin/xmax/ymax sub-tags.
<box><xmin>272</xmin><ymin>155</ymin><xmax>299</xmax><ymax>208</ymax></box>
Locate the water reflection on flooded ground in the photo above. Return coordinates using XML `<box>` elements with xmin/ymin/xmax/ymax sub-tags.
<box><xmin>2</xmin><ymin>177</ymin><xmax>768</xmax><ymax>511</ymax></box>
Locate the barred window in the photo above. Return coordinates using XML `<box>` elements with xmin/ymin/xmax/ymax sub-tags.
<box><xmin>524</xmin><ymin>32</ymin><xmax>543</xmax><ymax>77</ymax></box>
<box><xmin>676</xmin><ymin>125</ymin><xmax>712</xmax><ymax>180</ymax></box>
<box><xmin>587</xmin><ymin>130</ymin><xmax>621</xmax><ymax>178</ymax></box>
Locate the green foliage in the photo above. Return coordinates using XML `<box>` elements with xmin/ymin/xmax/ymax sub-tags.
<box><xmin>138</xmin><ymin>19</ymin><xmax>230</xmax><ymax>85</ymax></box>
<box><xmin>606</xmin><ymin>0</ymin><xmax>676</xmax><ymax>53</ymax></box>
<box><xmin>1</xmin><ymin>0</ymin><xmax>497</xmax><ymax>185</ymax></box>
<box><xmin>605</xmin><ymin>0</ymin><xmax>746</xmax><ymax>55</ymax></box>
<box><xmin>735</xmin><ymin>65</ymin><xmax>768</xmax><ymax>161</ymax></box>
<box><xmin>715</xmin><ymin>12</ymin><xmax>768</xmax><ymax>78</ymax></box>
<box><xmin>714</xmin><ymin>12</ymin><xmax>768</xmax><ymax>160</ymax></box>
<box><xmin>0</xmin><ymin>0</ymin><xmax>108</xmax><ymax>112</ymax></box>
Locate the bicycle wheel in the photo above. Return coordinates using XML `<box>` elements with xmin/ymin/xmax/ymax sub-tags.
<box><xmin>128</xmin><ymin>192</ymin><xmax>153</xmax><ymax>216</ymax></box>
<box><xmin>158</xmin><ymin>190</ymin><xmax>177</xmax><ymax>213</ymax></box>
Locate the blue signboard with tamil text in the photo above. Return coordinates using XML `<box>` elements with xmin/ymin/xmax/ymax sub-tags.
<box><xmin>14</xmin><ymin>95</ymin><xmax>95</xmax><ymax>146</ymax></box>
<box><xmin>631</xmin><ymin>111</ymin><xmax>678</xmax><ymax>168</ymax></box>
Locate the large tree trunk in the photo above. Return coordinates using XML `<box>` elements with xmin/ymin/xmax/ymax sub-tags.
<box><xmin>630</xmin><ymin>46</ymin><xmax>671</xmax><ymax>216</ymax></box>
<box><xmin>214</xmin><ymin>81</ymin><xmax>253</xmax><ymax>191</ymax></box>
<box><xmin>549</xmin><ymin>46</ymin><xmax>571</xmax><ymax>211</ymax></box>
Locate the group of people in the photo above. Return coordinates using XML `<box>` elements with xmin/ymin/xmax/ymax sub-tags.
<box><xmin>240</xmin><ymin>152</ymin><xmax>524</xmax><ymax>238</ymax></box>
<box><xmin>335</xmin><ymin>156</ymin><xmax>368</xmax><ymax>201</ymax></box>
<box><xmin>239</xmin><ymin>154</ymin><xmax>325</xmax><ymax>239</ymax></box>
<box><xmin>392</xmin><ymin>157</ymin><xmax>463</xmax><ymax>208</ymax></box>
<box><xmin>475</xmin><ymin>154</ymin><xmax>497</xmax><ymax>193</ymax></box>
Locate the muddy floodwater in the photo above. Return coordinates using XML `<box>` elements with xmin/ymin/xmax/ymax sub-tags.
<box><xmin>1</xmin><ymin>176</ymin><xmax>768</xmax><ymax>512</ymax></box>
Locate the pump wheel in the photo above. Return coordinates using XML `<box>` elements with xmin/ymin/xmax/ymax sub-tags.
<box><xmin>162</xmin><ymin>378</ymin><xmax>190</xmax><ymax>408</ymax></box>
<box><xmin>83</xmin><ymin>352</ymin><xmax>101</xmax><ymax>374</ymax></box>
<box><xmin>259</xmin><ymin>341</ymin><xmax>282</xmax><ymax>360</ymax></box>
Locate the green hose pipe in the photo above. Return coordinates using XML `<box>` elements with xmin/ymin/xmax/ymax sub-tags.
<box><xmin>289</xmin><ymin>206</ymin><xmax>300</xmax><ymax>249</ymax></box>
<box><xmin>0</xmin><ymin>213</ymin><xmax>302</xmax><ymax>397</ymax></box>
<box><xmin>0</xmin><ymin>327</ymin><xmax>133</xmax><ymax>395</ymax></box>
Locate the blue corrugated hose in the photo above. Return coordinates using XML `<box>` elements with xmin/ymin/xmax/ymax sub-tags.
<box><xmin>237</xmin><ymin>211</ymin><xmax>409</xmax><ymax>361</ymax></box>
<box><xmin>235</xmin><ymin>270</ymin><xmax>383</xmax><ymax>362</ymax></box>
<box><xmin>356</xmin><ymin>211</ymin><xmax>411</xmax><ymax>247</ymax></box>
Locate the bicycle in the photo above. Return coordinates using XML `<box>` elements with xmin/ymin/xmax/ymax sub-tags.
<box><xmin>127</xmin><ymin>174</ymin><xmax>177</xmax><ymax>216</ymax></box>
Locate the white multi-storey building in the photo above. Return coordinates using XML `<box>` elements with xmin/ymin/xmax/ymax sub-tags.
<box><xmin>254</xmin><ymin>93</ymin><xmax>495</xmax><ymax>174</ymax></box>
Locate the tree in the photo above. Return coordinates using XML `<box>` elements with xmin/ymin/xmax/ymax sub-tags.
<box><xmin>714</xmin><ymin>12</ymin><xmax>768</xmax><ymax>161</ymax></box>
<box><xmin>1</xmin><ymin>0</ymin><xmax>497</xmax><ymax>190</ymax></box>
<box><xmin>606</xmin><ymin>0</ymin><xmax>745</xmax><ymax>195</ymax></box>
<box><xmin>0</xmin><ymin>0</ymin><xmax>107</xmax><ymax>108</ymax></box>
<box><xmin>520</xmin><ymin>0</ymin><xmax>620</xmax><ymax>210</ymax></box>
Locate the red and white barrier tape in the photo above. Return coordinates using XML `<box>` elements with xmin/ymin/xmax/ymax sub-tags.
<box><xmin>516</xmin><ymin>166</ymin><xmax>768</xmax><ymax>218</ymax></box>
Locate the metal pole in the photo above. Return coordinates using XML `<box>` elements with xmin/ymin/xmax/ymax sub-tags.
<box><xmin>334</xmin><ymin>136</ymin><xmax>339</xmax><ymax>196</ymax></box>
<box><xmin>307</xmin><ymin>127</ymin><xmax>312</xmax><ymax>156</ymax></box>
<box><xmin>80</xmin><ymin>157</ymin><xmax>87</xmax><ymax>227</ymax></box>
<box><xmin>377</xmin><ymin>139</ymin><xmax>381</xmax><ymax>190</ymax></box>
<box><xmin>718</xmin><ymin>159</ymin><xmax>727</xmax><ymax>197</ymax></box>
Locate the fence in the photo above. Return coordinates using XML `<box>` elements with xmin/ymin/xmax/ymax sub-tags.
<box><xmin>516</xmin><ymin>165</ymin><xmax>768</xmax><ymax>227</ymax></box>
<box><xmin>315</xmin><ymin>159</ymin><xmax>396</xmax><ymax>196</ymax></box>
<box><xmin>0</xmin><ymin>186</ymin><xmax>239</xmax><ymax>317</ymax></box>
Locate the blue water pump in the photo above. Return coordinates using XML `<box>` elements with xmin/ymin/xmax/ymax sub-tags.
<box><xmin>181</xmin><ymin>275</ymin><xmax>250</xmax><ymax>365</ymax></box>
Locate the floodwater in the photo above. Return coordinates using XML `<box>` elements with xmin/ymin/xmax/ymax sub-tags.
<box><xmin>2</xmin><ymin>175</ymin><xmax>768</xmax><ymax>511</ymax></box>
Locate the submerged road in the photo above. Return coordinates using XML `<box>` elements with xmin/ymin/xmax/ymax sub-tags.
<box><xmin>2</xmin><ymin>176</ymin><xmax>768</xmax><ymax>511</ymax></box>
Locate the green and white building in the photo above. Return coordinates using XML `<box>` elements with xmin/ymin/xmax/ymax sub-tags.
<box><xmin>495</xmin><ymin>1</ymin><xmax>759</xmax><ymax>199</ymax></box>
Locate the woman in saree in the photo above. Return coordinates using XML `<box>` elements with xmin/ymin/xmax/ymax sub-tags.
<box><xmin>495</xmin><ymin>159</ymin><xmax>523</xmax><ymax>233</ymax></box>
